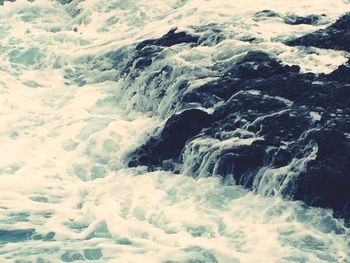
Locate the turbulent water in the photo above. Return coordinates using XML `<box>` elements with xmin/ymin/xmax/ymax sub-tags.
<box><xmin>0</xmin><ymin>0</ymin><xmax>350</xmax><ymax>262</ymax></box>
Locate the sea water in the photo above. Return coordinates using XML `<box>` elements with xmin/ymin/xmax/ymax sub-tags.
<box><xmin>0</xmin><ymin>0</ymin><xmax>349</xmax><ymax>262</ymax></box>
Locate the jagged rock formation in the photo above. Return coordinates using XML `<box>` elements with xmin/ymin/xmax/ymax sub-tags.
<box><xmin>123</xmin><ymin>16</ymin><xmax>350</xmax><ymax>220</ymax></box>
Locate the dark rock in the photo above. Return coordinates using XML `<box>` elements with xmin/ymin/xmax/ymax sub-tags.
<box><xmin>306</xmin><ymin>129</ymin><xmax>346</xmax><ymax>157</ymax></box>
<box><xmin>136</xmin><ymin>28</ymin><xmax>199</xmax><ymax>50</ymax></box>
<box><xmin>232</xmin><ymin>51</ymin><xmax>299</xmax><ymax>79</ymax></box>
<box><xmin>284</xmin><ymin>128</ymin><xmax>350</xmax><ymax>216</ymax></box>
<box><xmin>217</xmin><ymin>91</ymin><xmax>287</xmax><ymax>116</ymax></box>
<box><xmin>181</xmin><ymin>90</ymin><xmax>222</xmax><ymax>108</ymax></box>
<box><xmin>327</xmin><ymin>60</ymin><xmax>350</xmax><ymax>83</ymax></box>
<box><xmin>248</xmin><ymin>110</ymin><xmax>313</xmax><ymax>144</ymax></box>
<box><xmin>287</xmin><ymin>12</ymin><xmax>350</xmax><ymax>51</ymax></box>
<box><xmin>271</xmin><ymin>148</ymin><xmax>293</xmax><ymax>167</ymax></box>
<box><xmin>191</xmin><ymin>78</ymin><xmax>244</xmax><ymax>101</ymax></box>
<box><xmin>253</xmin><ymin>73</ymin><xmax>350</xmax><ymax>110</ymax></box>
<box><xmin>199</xmin><ymin>52</ymin><xmax>349</xmax><ymax>218</ymax></box>
<box><xmin>128</xmin><ymin>109</ymin><xmax>213</xmax><ymax>167</ymax></box>
<box><xmin>113</xmin><ymin>29</ymin><xmax>199</xmax><ymax>78</ymax></box>
<box><xmin>283</xmin><ymin>14</ymin><xmax>326</xmax><ymax>25</ymax></box>
<box><xmin>126</xmin><ymin>45</ymin><xmax>163</xmax><ymax>73</ymax></box>
<box><xmin>191</xmin><ymin>51</ymin><xmax>300</xmax><ymax>104</ymax></box>
<box><xmin>215</xmin><ymin>142</ymin><xmax>266</xmax><ymax>186</ymax></box>
<box><xmin>332</xmin><ymin>12</ymin><xmax>350</xmax><ymax>30</ymax></box>
<box><xmin>125</xmin><ymin>42</ymin><xmax>350</xmax><ymax>219</ymax></box>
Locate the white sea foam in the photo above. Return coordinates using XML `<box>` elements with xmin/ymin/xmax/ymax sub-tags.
<box><xmin>0</xmin><ymin>0</ymin><xmax>349</xmax><ymax>262</ymax></box>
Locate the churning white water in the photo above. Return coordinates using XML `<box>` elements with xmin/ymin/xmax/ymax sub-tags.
<box><xmin>0</xmin><ymin>0</ymin><xmax>349</xmax><ymax>262</ymax></box>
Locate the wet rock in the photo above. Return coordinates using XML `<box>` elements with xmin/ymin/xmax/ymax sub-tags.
<box><xmin>113</xmin><ymin>29</ymin><xmax>199</xmax><ymax>78</ymax></box>
<box><xmin>213</xmin><ymin>91</ymin><xmax>288</xmax><ymax>120</ymax></box>
<box><xmin>287</xmin><ymin>12</ymin><xmax>350</xmax><ymax>51</ymax></box>
<box><xmin>125</xmin><ymin>45</ymin><xmax>163</xmax><ymax>74</ymax></box>
<box><xmin>254</xmin><ymin>73</ymin><xmax>350</xmax><ymax>110</ymax></box>
<box><xmin>270</xmin><ymin>148</ymin><xmax>293</xmax><ymax>167</ymax></box>
<box><xmin>233</xmin><ymin>51</ymin><xmax>300</xmax><ymax>79</ymax></box>
<box><xmin>248</xmin><ymin>110</ymin><xmax>313</xmax><ymax>144</ymax></box>
<box><xmin>191</xmin><ymin>51</ymin><xmax>300</xmax><ymax>103</ymax></box>
<box><xmin>307</xmin><ymin>129</ymin><xmax>346</xmax><ymax>156</ymax></box>
<box><xmin>136</xmin><ymin>28</ymin><xmax>199</xmax><ymax>50</ymax></box>
<box><xmin>181</xmin><ymin>90</ymin><xmax>222</xmax><ymax>108</ymax></box>
<box><xmin>283</xmin><ymin>14</ymin><xmax>326</xmax><ymax>25</ymax></box>
<box><xmin>327</xmin><ymin>60</ymin><xmax>350</xmax><ymax>83</ymax></box>
<box><xmin>127</xmin><ymin>43</ymin><xmax>350</xmax><ymax>219</ymax></box>
<box><xmin>284</xmin><ymin>129</ymin><xmax>350</xmax><ymax>217</ymax></box>
<box><xmin>198</xmin><ymin>52</ymin><xmax>349</xmax><ymax>218</ymax></box>
<box><xmin>128</xmin><ymin>109</ymin><xmax>213</xmax><ymax>168</ymax></box>
<box><xmin>215</xmin><ymin>142</ymin><xmax>266</xmax><ymax>187</ymax></box>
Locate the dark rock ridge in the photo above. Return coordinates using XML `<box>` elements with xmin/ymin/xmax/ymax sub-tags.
<box><xmin>122</xmin><ymin>21</ymin><xmax>350</xmax><ymax>220</ymax></box>
<box><xmin>287</xmin><ymin>12</ymin><xmax>350</xmax><ymax>52</ymax></box>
